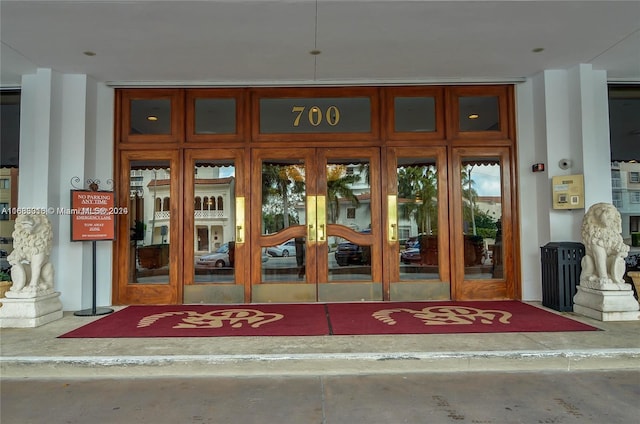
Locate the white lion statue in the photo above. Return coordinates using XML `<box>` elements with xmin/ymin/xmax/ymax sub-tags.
<box><xmin>580</xmin><ymin>203</ymin><xmax>629</xmax><ymax>290</ymax></box>
<box><xmin>6</xmin><ymin>214</ymin><xmax>55</xmax><ymax>297</ymax></box>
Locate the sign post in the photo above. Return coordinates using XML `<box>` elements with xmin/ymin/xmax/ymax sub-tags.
<box><xmin>70</xmin><ymin>180</ymin><xmax>116</xmax><ymax>317</ymax></box>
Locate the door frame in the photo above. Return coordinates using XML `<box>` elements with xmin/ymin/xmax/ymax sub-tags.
<box><xmin>114</xmin><ymin>149</ymin><xmax>182</xmax><ymax>305</ymax></box>
<box><xmin>182</xmin><ymin>148</ymin><xmax>249</xmax><ymax>303</ymax></box>
<box><xmin>450</xmin><ymin>146</ymin><xmax>519</xmax><ymax>300</ymax></box>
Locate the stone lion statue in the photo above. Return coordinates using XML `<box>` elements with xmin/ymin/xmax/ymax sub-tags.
<box><xmin>580</xmin><ymin>202</ymin><xmax>629</xmax><ymax>290</ymax></box>
<box><xmin>6</xmin><ymin>214</ymin><xmax>55</xmax><ymax>297</ymax></box>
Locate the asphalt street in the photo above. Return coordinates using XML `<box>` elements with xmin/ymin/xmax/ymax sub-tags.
<box><xmin>2</xmin><ymin>370</ymin><xmax>638</xmax><ymax>423</ymax></box>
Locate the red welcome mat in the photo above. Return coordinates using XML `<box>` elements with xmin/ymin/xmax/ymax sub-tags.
<box><xmin>327</xmin><ymin>301</ymin><xmax>598</xmax><ymax>335</ymax></box>
<box><xmin>59</xmin><ymin>301</ymin><xmax>598</xmax><ymax>338</ymax></box>
<box><xmin>59</xmin><ymin>304</ymin><xmax>330</xmax><ymax>338</ymax></box>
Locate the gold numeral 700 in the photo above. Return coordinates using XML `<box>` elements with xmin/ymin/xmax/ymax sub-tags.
<box><xmin>291</xmin><ymin>105</ymin><xmax>340</xmax><ymax>127</ymax></box>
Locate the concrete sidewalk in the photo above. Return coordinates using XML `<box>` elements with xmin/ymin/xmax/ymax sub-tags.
<box><xmin>1</xmin><ymin>303</ymin><xmax>639</xmax><ymax>379</ymax></box>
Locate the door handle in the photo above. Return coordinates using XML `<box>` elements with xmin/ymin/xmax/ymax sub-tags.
<box><xmin>235</xmin><ymin>197</ymin><xmax>245</xmax><ymax>243</ymax></box>
<box><xmin>387</xmin><ymin>195</ymin><xmax>398</xmax><ymax>242</ymax></box>
<box><xmin>316</xmin><ymin>195</ymin><xmax>326</xmax><ymax>243</ymax></box>
<box><xmin>307</xmin><ymin>195</ymin><xmax>317</xmax><ymax>243</ymax></box>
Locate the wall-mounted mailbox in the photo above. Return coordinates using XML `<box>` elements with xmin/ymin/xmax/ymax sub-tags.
<box><xmin>552</xmin><ymin>174</ymin><xmax>585</xmax><ymax>209</ymax></box>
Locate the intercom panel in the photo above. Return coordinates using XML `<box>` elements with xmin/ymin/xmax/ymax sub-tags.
<box><xmin>552</xmin><ymin>174</ymin><xmax>585</xmax><ymax>209</ymax></box>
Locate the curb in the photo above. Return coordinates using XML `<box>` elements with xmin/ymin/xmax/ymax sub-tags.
<box><xmin>3</xmin><ymin>348</ymin><xmax>639</xmax><ymax>379</ymax></box>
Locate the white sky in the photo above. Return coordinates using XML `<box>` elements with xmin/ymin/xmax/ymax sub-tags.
<box><xmin>471</xmin><ymin>165</ymin><xmax>501</xmax><ymax>197</ymax></box>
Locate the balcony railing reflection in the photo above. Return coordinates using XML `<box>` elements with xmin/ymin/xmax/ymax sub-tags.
<box><xmin>154</xmin><ymin>210</ymin><xmax>227</xmax><ymax>220</ymax></box>
<box><xmin>154</xmin><ymin>211</ymin><xmax>170</xmax><ymax>220</ymax></box>
<box><xmin>195</xmin><ymin>210</ymin><xmax>226</xmax><ymax>219</ymax></box>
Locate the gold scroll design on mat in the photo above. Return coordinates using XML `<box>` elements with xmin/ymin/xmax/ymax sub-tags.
<box><xmin>137</xmin><ymin>309</ymin><xmax>284</xmax><ymax>329</ymax></box>
<box><xmin>372</xmin><ymin>306</ymin><xmax>512</xmax><ymax>326</ymax></box>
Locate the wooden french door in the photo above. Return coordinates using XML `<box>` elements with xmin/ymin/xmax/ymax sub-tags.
<box><xmin>115</xmin><ymin>150</ymin><xmax>182</xmax><ymax>304</ymax></box>
<box><xmin>384</xmin><ymin>147</ymin><xmax>451</xmax><ymax>300</ymax></box>
<box><xmin>182</xmin><ymin>149</ymin><xmax>248</xmax><ymax>304</ymax></box>
<box><xmin>250</xmin><ymin>147</ymin><xmax>382</xmax><ymax>302</ymax></box>
<box><xmin>450</xmin><ymin>146</ymin><xmax>516</xmax><ymax>300</ymax></box>
<box><xmin>383</xmin><ymin>146</ymin><xmax>516</xmax><ymax>301</ymax></box>
<box><xmin>114</xmin><ymin>145</ymin><xmax>516</xmax><ymax>305</ymax></box>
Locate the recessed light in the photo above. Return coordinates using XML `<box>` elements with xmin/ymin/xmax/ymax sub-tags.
<box><xmin>468</xmin><ymin>114</ymin><xmax>479</xmax><ymax>119</ymax></box>
<box><xmin>147</xmin><ymin>116</ymin><xmax>158</xmax><ymax>121</ymax></box>
<box><xmin>532</xmin><ymin>47</ymin><xmax>544</xmax><ymax>53</ymax></box>
<box><xmin>309</xmin><ymin>49</ymin><xmax>322</xmax><ymax>56</ymax></box>
<box><xmin>83</xmin><ymin>51</ymin><xmax>96</xmax><ymax>56</ymax></box>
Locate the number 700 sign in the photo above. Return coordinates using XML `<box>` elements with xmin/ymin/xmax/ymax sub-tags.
<box><xmin>291</xmin><ymin>105</ymin><xmax>341</xmax><ymax>127</ymax></box>
<box><xmin>258</xmin><ymin>96</ymin><xmax>371</xmax><ymax>134</ymax></box>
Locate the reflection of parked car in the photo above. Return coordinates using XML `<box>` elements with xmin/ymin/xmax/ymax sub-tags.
<box><xmin>198</xmin><ymin>243</ymin><xmax>231</xmax><ymax>268</ymax></box>
<box><xmin>334</xmin><ymin>232</ymin><xmax>371</xmax><ymax>266</ymax></box>
<box><xmin>0</xmin><ymin>249</ymin><xmax>10</xmax><ymax>272</ymax></box>
<box><xmin>405</xmin><ymin>237</ymin><xmax>420</xmax><ymax>249</ymax></box>
<box><xmin>400</xmin><ymin>248</ymin><xmax>421</xmax><ymax>264</ymax></box>
<box><xmin>267</xmin><ymin>239</ymin><xmax>297</xmax><ymax>257</ymax></box>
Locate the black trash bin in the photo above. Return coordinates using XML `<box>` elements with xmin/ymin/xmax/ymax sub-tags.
<box><xmin>540</xmin><ymin>242</ymin><xmax>585</xmax><ymax>312</ymax></box>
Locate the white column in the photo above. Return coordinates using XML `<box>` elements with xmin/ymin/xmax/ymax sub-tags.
<box><xmin>19</xmin><ymin>69</ymin><xmax>55</xmax><ymax>208</ymax></box>
<box><xmin>18</xmin><ymin>69</ymin><xmax>114</xmax><ymax>311</ymax></box>
<box><xmin>517</xmin><ymin>64</ymin><xmax>612</xmax><ymax>301</ymax></box>
<box><xmin>570</xmin><ymin>65</ymin><xmax>612</xmax><ymax>207</ymax></box>
<box><xmin>515</xmin><ymin>78</ymin><xmax>544</xmax><ymax>301</ymax></box>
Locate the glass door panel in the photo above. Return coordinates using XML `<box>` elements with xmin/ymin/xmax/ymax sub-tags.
<box><xmin>325</xmin><ymin>157</ymin><xmax>373</xmax><ymax>282</ymax></box>
<box><xmin>452</xmin><ymin>147</ymin><xmax>513</xmax><ymax>300</ymax></box>
<box><xmin>386</xmin><ymin>147</ymin><xmax>450</xmax><ymax>301</ymax></box>
<box><xmin>318</xmin><ymin>148</ymin><xmax>382</xmax><ymax>301</ymax></box>
<box><xmin>183</xmin><ymin>150</ymin><xmax>246</xmax><ymax>303</ymax></box>
<box><xmin>115</xmin><ymin>151</ymin><xmax>180</xmax><ymax>305</ymax></box>
<box><xmin>460</xmin><ymin>160</ymin><xmax>504</xmax><ymax>280</ymax></box>
<box><xmin>129</xmin><ymin>162</ymin><xmax>172</xmax><ymax>284</ymax></box>
<box><xmin>191</xmin><ymin>159</ymin><xmax>237</xmax><ymax>283</ymax></box>
<box><xmin>251</xmin><ymin>149</ymin><xmax>316</xmax><ymax>302</ymax></box>
<box><xmin>397</xmin><ymin>158</ymin><xmax>440</xmax><ymax>281</ymax></box>
<box><xmin>260</xmin><ymin>157</ymin><xmax>309</xmax><ymax>284</ymax></box>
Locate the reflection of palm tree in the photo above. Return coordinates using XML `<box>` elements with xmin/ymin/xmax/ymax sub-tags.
<box><xmin>262</xmin><ymin>164</ymin><xmax>305</xmax><ymax>229</ymax></box>
<box><xmin>461</xmin><ymin>165</ymin><xmax>478</xmax><ymax>235</ymax></box>
<box><xmin>326</xmin><ymin>165</ymin><xmax>360</xmax><ymax>224</ymax></box>
<box><xmin>398</xmin><ymin>165</ymin><xmax>438</xmax><ymax>234</ymax></box>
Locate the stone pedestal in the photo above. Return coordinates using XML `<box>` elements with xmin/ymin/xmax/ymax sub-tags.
<box><xmin>573</xmin><ymin>286</ymin><xmax>640</xmax><ymax>321</ymax></box>
<box><xmin>0</xmin><ymin>292</ymin><xmax>63</xmax><ymax>328</ymax></box>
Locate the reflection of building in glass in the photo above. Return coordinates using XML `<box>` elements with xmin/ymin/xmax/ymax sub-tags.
<box><xmin>611</xmin><ymin>161</ymin><xmax>640</xmax><ymax>244</ymax></box>
<box><xmin>476</xmin><ymin>196</ymin><xmax>502</xmax><ymax>219</ymax></box>
<box><xmin>295</xmin><ymin>164</ymin><xmax>371</xmax><ymax>235</ymax></box>
<box><xmin>130</xmin><ymin>167</ymin><xmax>235</xmax><ymax>255</ymax></box>
<box><xmin>0</xmin><ymin>168</ymin><xmax>18</xmax><ymax>254</ymax></box>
